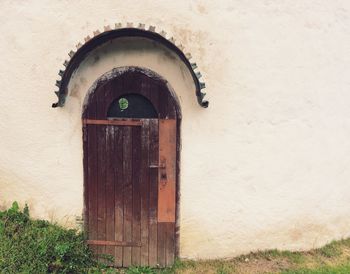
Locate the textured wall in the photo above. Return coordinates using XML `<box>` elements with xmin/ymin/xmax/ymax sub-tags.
<box><xmin>1</xmin><ymin>0</ymin><xmax>350</xmax><ymax>259</ymax></box>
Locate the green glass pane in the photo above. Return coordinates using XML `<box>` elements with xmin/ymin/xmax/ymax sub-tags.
<box><xmin>118</xmin><ymin>98</ymin><xmax>128</xmax><ymax>111</ymax></box>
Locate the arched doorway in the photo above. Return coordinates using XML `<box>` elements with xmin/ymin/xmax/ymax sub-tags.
<box><xmin>82</xmin><ymin>67</ymin><xmax>180</xmax><ymax>267</ymax></box>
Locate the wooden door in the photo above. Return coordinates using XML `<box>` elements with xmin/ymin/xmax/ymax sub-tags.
<box><xmin>83</xmin><ymin>67</ymin><xmax>179</xmax><ymax>267</ymax></box>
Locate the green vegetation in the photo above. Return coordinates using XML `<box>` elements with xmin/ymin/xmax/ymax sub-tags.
<box><xmin>0</xmin><ymin>202</ymin><xmax>98</xmax><ymax>273</ymax></box>
<box><xmin>281</xmin><ymin>263</ymin><xmax>350</xmax><ymax>274</ymax></box>
<box><xmin>2</xmin><ymin>202</ymin><xmax>350</xmax><ymax>273</ymax></box>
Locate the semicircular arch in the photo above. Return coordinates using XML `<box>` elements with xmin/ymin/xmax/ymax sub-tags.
<box><xmin>52</xmin><ymin>23</ymin><xmax>208</xmax><ymax>109</ymax></box>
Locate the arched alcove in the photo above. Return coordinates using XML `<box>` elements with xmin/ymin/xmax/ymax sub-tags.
<box><xmin>63</xmin><ymin>36</ymin><xmax>199</xmax><ymax>116</ymax></box>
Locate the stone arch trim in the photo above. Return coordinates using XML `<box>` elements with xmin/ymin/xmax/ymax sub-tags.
<box><xmin>52</xmin><ymin>23</ymin><xmax>208</xmax><ymax>108</ymax></box>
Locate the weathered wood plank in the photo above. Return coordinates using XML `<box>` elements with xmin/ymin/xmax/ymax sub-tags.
<box><xmin>97</xmin><ymin>125</ymin><xmax>107</xmax><ymax>257</ymax></box>
<box><xmin>140</xmin><ymin>120</ymin><xmax>150</xmax><ymax>266</ymax></box>
<box><xmin>87</xmin><ymin>123</ymin><xmax>98</xmax><ymax>255</ymax></box>
<box><xmin>123</xmin><ymin>127</ymin><xmax>133</xmax><ymax>267</ymax></box>
<box><xmin>148</xmin><ymin>119</ymin><xmax>159</xmax><ymax>266</ymax></box>
<box><xmin>114</xmin><ymin>127</ymin><xmax>124</xmax><ymax>266</ymax></box>
<box><xmin>132</xmin><ymin>126</ymin><xmax>142</xmax><ymax>265</ymax></box>
<box><xmin>87</xmin><ymin>240</ymin><xmax>141</xmax><ymax>247</ymax></box>
<box><xmin>84</xmin><ymin>119</ymin><xmax>143</xmax><ymax>126</ymax></box>
<box><xmin>158</xmin><ymin>84</ymin><xmax>169</xmax><ymax>119</ymax></box>
<box><xmin>83</xmin><ymin>122</ymin><xmax>89</xmax><ymax>237</ymax></box>
<box><xmin>86</xmin><ymin>96</ymin><xmax>98</xmax><ymax>255</ymax></box>
<box><xmin>157</xmin><ymin>223</ymin><xmax>166</xmax><ymax>267</ymax></box>
<box><xmin>165</xmin><ymin>222</ymin><xmax>175</xmax><ymax>266</ymax></box>
<box><xmin>105</xmin><ymin>126</ymin><xmax>115</xmax><ymax>264</ymax></box>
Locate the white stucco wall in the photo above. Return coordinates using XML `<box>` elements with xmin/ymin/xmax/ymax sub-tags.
<box><xmin>1</xmin><ymin>0</ymin><xmax>350</xmax><ymax>259</ymax></box>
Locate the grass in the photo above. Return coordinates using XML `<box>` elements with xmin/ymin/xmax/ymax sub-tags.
<box><xmin>281</xmin><ymin>263</ymin><xmax>350</xmax><ymax>274</ymax></box>
<box><xmin>2</xmin><ymin>202</ymin><xmax>350</xmax><ymax>273</ymax></box>
<box><xmin>114</xmin><ymin>237</ymin><xmax>350</xmax><ymax>274</ymax></box>
<box><xmin>0</xmin><ymin>202</ymin><xmax>100</xmax><ymax>273</ymax></box>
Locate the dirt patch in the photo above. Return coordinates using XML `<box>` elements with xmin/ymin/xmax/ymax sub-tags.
<box><xmin>235</xmin><ymin>258</ymin><xmax>292</xmax><ymax>274</ymax></box>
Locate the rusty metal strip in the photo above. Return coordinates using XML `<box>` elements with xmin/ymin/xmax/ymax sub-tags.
<box><xmin>158</xmin><ymin>119</ymin><xmax>177</xmax><ymax>223</ymax></box>
<box><xmin>87</xmin><ymin>240</ymin><xmax>142</xmax><ymax>247</ymax></box>
<box><xmin>83</xmin><ymin>119</ymin><xmax>142</xmax><ymax>126</ymax></box>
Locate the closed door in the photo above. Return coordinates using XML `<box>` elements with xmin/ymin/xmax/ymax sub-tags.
<box><xmin>83</xmin><ymin>67</ymin><xmax>179</xmax><ymax>267</ymax></box>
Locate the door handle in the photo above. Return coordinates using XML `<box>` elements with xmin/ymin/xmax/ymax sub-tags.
<box><xmin>149</xmin><ymin>164</ymin><xmax>166</xmax><ymax>169</ymax></box>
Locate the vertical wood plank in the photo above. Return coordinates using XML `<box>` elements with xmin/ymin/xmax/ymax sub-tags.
<box><xmin>95</xmin><ymin>85</ymin><xmax>107</xmax><ymax>259</ymax></box>
<box><xmin>158</xmin><ymin>85</ymin><xmax>169</xmax><ymax>119</ymax></box>
<box><xmin>140</xmin><ymin>120</ymin><xmax>150</xmax><ymax>266</ymax></box>
<box><xmin>157</xmin><ymin>223</ymin><xmax>175</xmax><ymax>267</ymax></box>
<box><xmin>158</xmin><ymin>119</ymin><xmax>177</xmax><ymax>223</ymax></box>
<box><xmin>105</xmin><ymin>126</ymin><xmax>115</xmax><ymax>264</ymax></box>
<box><xmin>123</xmin><ymin>126</ymin><xmax>133</xmax><ymax>267</ymax></box>
<box><xmin>87</xmin><ymin>124</ymin><xmax>98</xmax><ymax>255</ymax></box>
<box><xmin>165</xmin><ymin>222</ymin><xmax>175</xmax><ymax>266</ymax></box>
<box><xmin>157</xmin><ymin>223</ymin><xmax>166</xmax><ymax>267</ymax></box>
<box><xmin>132</xmin><ymin>126</ymin><xmax>142</xmax><ymax>265</ymax></box>
<box><xmin>83</xmin><ymin>123</ymin><xmax>89</xmax><ymax>239</ymax></box>
<box><xmin>148</xmin><ymin>119</ymin><xmax>159</xmax><ymax>266</ymax></box>
<box><xmin>109</xmin><ymin>71</ymin><xmax>124</xmax><ymax>266</ymax></box>
<box><xmin>97</xmin><ymin>125</ymin><xmax>107</xmax><ymax>257</ymax></box>
<box><xmin>86</xmin><ymin>96</ymin><xmax>98</xmax><ymax>256</ymax></box>
<box><xmin>149</xmin><ymin>85</ymin><xmax>159</xmax><ymax>118</ymax></box>
<box><xmin>114</xmin><ymin>127</ymin><xmax>124</xmax><ymax>266</ymax></box>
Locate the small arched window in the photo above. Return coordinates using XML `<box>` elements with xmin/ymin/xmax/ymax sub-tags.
<box><xmin>107</xmin><ymin>94</ymin><xmax>158</xmax><ymax>119</ymax></box>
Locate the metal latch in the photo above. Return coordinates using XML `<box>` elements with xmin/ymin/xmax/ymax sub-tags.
<box><xmin>149</xmin><ymin>163</ymin><xmax>166</xmax><ymax>169</ymax></box>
